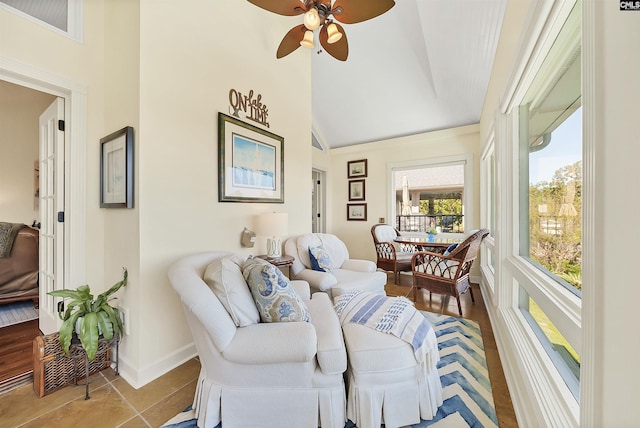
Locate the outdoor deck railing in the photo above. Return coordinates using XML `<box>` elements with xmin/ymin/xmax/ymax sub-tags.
<box><xmin>396</xmin><ymin>214</ymin><xmax>464</xmax><ymax>233</ymax></box>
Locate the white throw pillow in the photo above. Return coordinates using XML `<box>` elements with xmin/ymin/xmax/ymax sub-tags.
<box><xmin>204</xmin><ymin>254</ymin><xmax>259</xmax><ymax>327</ymax></box>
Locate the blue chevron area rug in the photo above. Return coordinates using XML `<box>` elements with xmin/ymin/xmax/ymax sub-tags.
<box><xmin>161</xmin><ymin>312</ymin><xmax>498</xmax><ymax>428</ymax></box>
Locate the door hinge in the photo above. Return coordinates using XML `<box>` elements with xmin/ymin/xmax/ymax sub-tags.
<box><xmin>317</xmin><ymin>213</ymin><xmax>321</xmax><ymax>218</ymax></box>
<box><xmin>57</xmin><ymin>301</ymin><xmax>64</xmax><ymax>313</ymax></box>
<box><xmin>57</xmin><ymin>211</ymin><xmax>64</xmax><ymax>223</ymax></box>
<box><xmin>58</xmin><ymin>120</ymin><xmax>65</xmax><ymax>131</ymax></box>
<box><xmin>317</xmin><ymin>180</ymin><xmax>321</xmax><ymax>185</ymax></box>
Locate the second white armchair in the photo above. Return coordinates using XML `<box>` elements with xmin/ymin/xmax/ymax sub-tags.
<box><xmin>284</xmin><ymin>233</ymin><xmax>387</xmax><ymax>298</ymax></box>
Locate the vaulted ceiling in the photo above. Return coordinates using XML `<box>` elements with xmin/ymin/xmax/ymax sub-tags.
<box><xmin>311</xmin><ymin>0</ymin><xmax>506</xmax><ymax>149</ymax></box>
<box><xmin>1</xmin><ymin>0</ymin><xmax>508</xmax><ymax>151</ymax></box>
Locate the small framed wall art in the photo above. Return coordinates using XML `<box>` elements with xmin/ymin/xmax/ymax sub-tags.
<box><xmin>347</xmin><ymin>159</ymin><xmax>367</xmax><ymax>178</ymax></box>
<box><xmin>348</xmin><ymin>179</ymin><xmax>366</xmax><ymax>201</ymax></box>
<box><xmin>347</xmin><ymin>203</ymin><xmax>367</xmax><ymax>221</ymax></box>
<box><xmin>100</xmin><ymin>126</ymin><xmax>134</xmax><ymax>208</ymax></box>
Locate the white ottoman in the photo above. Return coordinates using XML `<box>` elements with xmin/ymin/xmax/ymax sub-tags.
<box><xmin>342</xmin><ymin>321</ymin><xmax>443</xmax><ymax>428</ymax></box>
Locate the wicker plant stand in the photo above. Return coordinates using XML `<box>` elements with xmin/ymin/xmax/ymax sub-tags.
<box><xmin>33</xmin><ymin>332</ymin><xmax>119</xmax><ymax>399</ymax></box>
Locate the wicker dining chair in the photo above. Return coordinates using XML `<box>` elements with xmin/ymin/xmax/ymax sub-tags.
<box><xmin>411</xmin><ymin>229</ymin><xmax>489</xmax><ymax>315</ymax></box>
<box><xmin>371</xmin><ymin>224</ymin><xmax>417</xmax><ymax>284</ymax></box>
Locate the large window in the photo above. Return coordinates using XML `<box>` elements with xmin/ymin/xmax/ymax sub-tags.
<box><xmin>391</xmin><ymin>158</ymin><xmax>470</xmax><ymax>235</ymax></box>
<box><xmin>517</xmin><ymin>0</ymin><xmax>582</xmax><ymax>399</ymax></box>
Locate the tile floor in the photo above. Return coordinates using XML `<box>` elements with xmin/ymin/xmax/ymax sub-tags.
<box><xmin>1</xmin><ymin>273</ymin><xmax>517</xmax><ymax>428</ymax></box>
<box><xmin>0</xmin><ymin>358</ymin><xmax>199</xmax><ymax>428</ymax></box>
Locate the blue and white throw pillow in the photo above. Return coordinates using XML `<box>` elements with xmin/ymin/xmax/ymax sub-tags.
<box><xmin>243</xmin><ymin>256</ymin><xmax>310</xmax><ymax>323</ymax></box>
<box><xmin>443</xmin><ymin>243</ymin><xmax>458</xmax><ymax>256</ymax></box>
<box><xmin>309</xmin><ymin>245</ymin><xmax>333</xmax><ymax>272</ymax></box>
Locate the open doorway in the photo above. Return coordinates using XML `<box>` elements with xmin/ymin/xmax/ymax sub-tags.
<box><xmin>0</xmin><ymin>56</ymin><xmax>88</xmax><ymax>338</ymax></box>
<box><xmin>0</xmin><ymin>81</ymin><xmax>60</xmax><ymax>387</ymax></box>
<box><xmin>0</xmin><ymin>81</ymin><xmax>66</xmax><ymax>335</ymax></box>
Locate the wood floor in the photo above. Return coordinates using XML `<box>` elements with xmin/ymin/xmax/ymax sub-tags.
<box><xmin>0</xmin><ymin>319</ymin><xmax>41</xmax><ymax>386</ymax></box>
<box><xmin>0</xmin><ymin>275</ymin><xmax>518</xmax><ymax>427</ymax></box>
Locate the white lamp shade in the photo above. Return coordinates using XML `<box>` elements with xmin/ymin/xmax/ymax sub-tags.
<box><xmin>255</xmin><ymin>212</ymin><xmax>289</xmax><ymax>238</ymax></box>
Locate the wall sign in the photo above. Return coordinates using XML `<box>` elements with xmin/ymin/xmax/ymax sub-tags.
<box><xmin>229</xmin><ymin>88</ymin><xmax>270</xmax><ymax>128</ymax></box>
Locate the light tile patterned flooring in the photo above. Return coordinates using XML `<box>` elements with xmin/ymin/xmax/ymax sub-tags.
<box><xmin>0</xmin><ymin>358</ymin><xmax>199</xmax><ymax>428</ymax></box>
<box><xmin>1</xmin><ymin>273</ymin><xmax>517</xmax><ymax>427</ymax></box>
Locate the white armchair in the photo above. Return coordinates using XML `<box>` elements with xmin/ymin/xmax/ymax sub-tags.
<box><xmin>168</xmin><ymin>251</ymin><xmax>347</xmax><ymax>428</ymax></box>
<box><xmin>284</xmin><ymin>233</ymin><xmax>387</xmax><ymax>298</ymax></box>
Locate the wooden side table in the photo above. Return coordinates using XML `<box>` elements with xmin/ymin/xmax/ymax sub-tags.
<box><xmin>257</xmin><ymin>255</ymin><xmax>294</xmax><ymax>278</ymax></box>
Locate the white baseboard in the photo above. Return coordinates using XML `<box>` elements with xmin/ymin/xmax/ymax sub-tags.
<box><xmin>116</xmin><ymin>342</ymin><xmax>198</xmax><ymax>390</ymax></box>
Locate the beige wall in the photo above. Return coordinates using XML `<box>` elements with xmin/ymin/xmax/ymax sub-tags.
<box><xmin>0</xmin><ymin>81</ymin><xmax>55</xmax><ymax>224</ymax></box>
<box><xmin>132</xmin><ymin>1</ymin><xmax>312</xmax><ymax>385</ymax></box>
<box><xmin>327</xmin><ymin>125</ymin><xmax>481</xmax><ymax>262</ymax></box>
<box><xmin>1</xmin><ymin>0</ymin><xmax>312</xmax><ymax>387</ymax></box>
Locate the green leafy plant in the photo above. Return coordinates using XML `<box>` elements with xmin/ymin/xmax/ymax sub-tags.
<box><xmin>427</xmin><ymin>228</ymin><xmax>438</xmax><ymax>235</ymax></box>
<box><xmin>48</xmin><ymin>269</ymin><xmax>127</xmax><ymax>360</ymax></box>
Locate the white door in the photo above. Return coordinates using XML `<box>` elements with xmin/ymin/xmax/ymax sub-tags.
<box><xmin>38</xmin><ymin>98</ymin><xmax>65</xmax><ymax>335</ymax></box>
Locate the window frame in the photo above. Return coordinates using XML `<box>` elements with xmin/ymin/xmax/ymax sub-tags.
<box><xmin>0</xmin><ymin>0</ymin><xmax>83</xmax><ymax>42</ymax></box>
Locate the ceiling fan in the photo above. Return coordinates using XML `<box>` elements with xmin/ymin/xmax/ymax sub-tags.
<box><xmin>247</xmin><ymin>0</ymin><xmax>396</xmax><ymax>61</ymax></box>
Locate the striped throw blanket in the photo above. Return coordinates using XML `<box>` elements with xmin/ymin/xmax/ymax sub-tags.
<box><xmin>334</xmin><ymin>290</ymin><xmax>439</xmax><ymax>373</ymax></box>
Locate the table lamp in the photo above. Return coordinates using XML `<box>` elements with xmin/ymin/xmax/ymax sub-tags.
<box><xmin>255</xmin><ymin>212</ymin><xmax>288</xmax><ymax>258</ymax></box>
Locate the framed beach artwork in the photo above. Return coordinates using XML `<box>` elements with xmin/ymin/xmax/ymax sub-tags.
<box><xmin>218</xmin><ymin>113</ymin><xmax>284</xmax><ymax>203</ymax></box>
<box><xmin>100</xmin><ymin>126</ymin><xmax>134</xmax><ymax>208</ymax></box>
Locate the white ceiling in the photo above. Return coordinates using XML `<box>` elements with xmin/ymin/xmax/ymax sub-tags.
<box><xmin>311</xmin><ymin>0</ymin><xmax>506</xmax><ymax>149</ymax></box>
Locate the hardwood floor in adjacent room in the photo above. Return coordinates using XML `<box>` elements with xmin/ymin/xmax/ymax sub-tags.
<box><xmin>0</xmin><ymin>274</ymin><xmax>518</xmax><ymax>427</ymax></box>
<box><xmin>0</xmin><ymin>318</ymin><xmax>41</xmax><ymax>387</ymax></box>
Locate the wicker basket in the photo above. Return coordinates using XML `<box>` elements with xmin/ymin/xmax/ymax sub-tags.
<box><xmin>33</xmin><ymin>333</ymin><xmax>111</xmax><ymax>398</ymax></box>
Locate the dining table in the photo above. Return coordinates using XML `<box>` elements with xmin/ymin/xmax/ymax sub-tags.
<box><xmin>394</xmin><ymin>235</ymin><xmax>461</xmax><ymax>252</ymax></box>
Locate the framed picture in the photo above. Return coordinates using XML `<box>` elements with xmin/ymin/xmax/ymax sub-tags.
<box><xmin>347</xmin><ymin>203</ymin><xmax>367</xmax><ymax>221</ymax></box>
<box><xmin>347</xmin><ymin>159</ymin><xmax>367</xmax><ymax>178</ymax></box>
<box><xmin>348</xmin><ymin>179</ymin><xmax>366</xmax><ymax>201</ymax></box>
<box><xmin>100</xmin><ymin>126</ymin><xmax>134</xmax><ymax>208</ymax></box>
<box><xmin>218</xmin><ymin>113</ymin><xmax>284</xmax><ymax>203</ymax></box>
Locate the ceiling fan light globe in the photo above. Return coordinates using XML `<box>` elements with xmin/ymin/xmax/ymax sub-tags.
<box><xmin>303</xmin><ymin>8</ymin><xmax>321</xmax><ymax>30</ymax></box>
<box><xmin>300</xmin><ymin>30</ymin><xmax>314</xmax><ymax>48</ymax></box>
<box><xmin>326</xmin><ymin>23</ymin><xmax>342</xmax><ymax>44</ymax></box>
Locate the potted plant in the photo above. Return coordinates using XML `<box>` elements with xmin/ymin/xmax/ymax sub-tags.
<box><xmin>427</xmin><ymin>228</ymin><xmax>438</xmax><ymax>242</ymax></box>
<box><xmin>48</xmin><ymin>269</ymin><xmax>127</xmax><ymax>361</ymax></box>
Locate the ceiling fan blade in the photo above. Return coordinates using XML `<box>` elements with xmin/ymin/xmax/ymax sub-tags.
<box><xmin>246</xmin><ymin>0</ymin><xmax>305</xmax><ymax>16</ymax></box>
<box><xmin>319</xmin><ymin>23</ymin><xmax>349</xmax><ymax>61</ymax></box>
<box><xmin>277</xmin><ymin>25</ymin><xmax>306</xmax><ymax>59</ymax></box>
<box><xmin>332</xmin><ymin>0</ymin><xmax>395</xmax><ymax>24</ymax></box>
